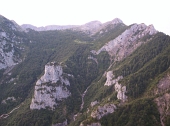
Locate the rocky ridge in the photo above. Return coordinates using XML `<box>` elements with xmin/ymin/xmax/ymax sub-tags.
<box><xmin>30</xmin><ymin>62</ymin><xmax>71</xmax><ymax>110</ymax></box>
<box><xmin>21</xmin><ymin>18</ymin><xmax>123</xmax><ymax>35</ymax></box>
<box><xmin>92</xmin><ymin>23</ymin><xmax>157</xmax><ymax>60</ymax></box>
<box><xmin>0</xmin><ymin>27</ymin><xmax>22</xmax><ymax>70</ymax></box>
<box><xmin>1</xmin><ymin>14</ymin><xmax>170</xmax><ymax>126</ymax></box>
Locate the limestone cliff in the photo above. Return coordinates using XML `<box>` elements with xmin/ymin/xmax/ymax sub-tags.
<box><xmin>104</xmin><ymin>71</ymin><xmax>126</xmax><ymax>102</ymax></box>
<box><xmin>91</xmin><ymin>103</ymin><xmax>117</xmax><ymax>120</ymax></box>
<box><xmin>0</xmin><ymin>15</ymin><xmax>26</xmax><ymax>70</ymax></box>
<box><xmin>0</xmin><ymin>28</ymin><xmax>21</xmax><ymax>69</ymax></box>
<box><xmin>92</xmin><ymin>23</ymin><xmax>157</xmax><ymax>61</ymax></box>
<box><xmin>30</xmin><ymin>62</ymin><xmax>71</xmax><ymax>110</ymax></box>
<box><xmin>155</xmin><ymin>74</ymin><xmax>170</xmax><ymax>126</ymax></box>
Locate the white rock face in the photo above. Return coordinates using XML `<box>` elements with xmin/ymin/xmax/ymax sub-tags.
<box><xmin>30</xmin><ymin>62</ymin><xmax>71</xmax><ymax>110</ymax></box>
<box><xmin>92</xmin><ymin>23</ymin><xmax>157</xmax><ymax>61</ymax></box>
<box><xmin>115</xmin><ymin>83</ymin><xmax>127</xmax><ymax>102</ymax></box>
<box><xmin>104</xmin><ymin>71</ymin><xmax>123</xmax><ymax>86</ymax></box>
<box><xmin>104</xmin><ymin>71</ymin><xmax>127</xmax><ymax>102</ymax></box>
<box><xmin>154</xmin><ymin>74</ymin><xmax>170</xmax><ymax>126</ymax></box>
<box><xmin>0</xmin><ymin>31</ymin><xmax>21</xmax><ymax>69</ymax></box>
<box><xmin>91</xmin><ymin>104</ymin><xmax>116</xmax><ymax>120</ymax></box>
<box><xmin>155</xmin><ymin>93</ymin><xmax>170</xmax><ymax>126</ymax></box>
<box><xmin>91</xmin><ymin>101</ymin><xmax>99</xmax><ymax>107</ymax></box>
<box><xmin>156</xmin><ymin>74</ymin><xmax>170</xmax><ymax>94</ymax></box>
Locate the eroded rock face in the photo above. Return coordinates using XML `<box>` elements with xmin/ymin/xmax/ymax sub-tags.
<box><xmin>30</xmin><ymin>62</ymin><xmax>71</xmax><ymax>110</ymax></box>
<box><xmin>155</xmin><ymin>93</ymin><xmax>170</xmax><ymax>126</ymax></box>
<box><xmin>91</xmin><ymin>104</ymin><xmax>116</xmax><ymax>120</ymax></box>
<box><xmin>104</xmin><ymin>71</ymin><xmax>123</xmax><ymax>86</ymax></box>
<box><xmin>115</xmin><ymin>83</ymin><xmax>127</xmax><ymax>102</ymax></box>
<box><xmin>92</xmin><ymin>23</ymin><xmax>157</xmax><ymax>61</ymax></box>
<box><xmin>156</xmin><ymin>74</ymin><xmax>170</xmax><ymax>94</ymax></box>
<box><xmin>155</xmin><ymin>74</ymin><xmax>170</xmax><ymax>126</ymax></box>
<box><xmin>104</xmin><ymin>71</ymin><xmax>126</xmax><ymax>102</ymax></box>
<box><xmin>91</xmin><ymin>101</ymin><xmax>99</xmax><ymax>107</ymax></box>
<box><xmin>0</xmin><ymin>31</ymin><xmax>21</xmax><ymax>69</ymax></box>
<box><xmin>0</xmin><ymin>15</ymin><xmax>24</xmax><ymax>70</ymax></box>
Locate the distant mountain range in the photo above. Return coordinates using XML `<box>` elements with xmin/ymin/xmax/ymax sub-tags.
<box><xmin>21</xmin><ymin>18</ymin><xmax>123</xmax><ymax>35</ymax></box>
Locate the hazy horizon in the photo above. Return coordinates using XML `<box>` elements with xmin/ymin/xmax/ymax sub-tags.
<box><xmin>0</xmin><ymin>0</ymin><xmax>169</xmax><ymax>35</ymax></box>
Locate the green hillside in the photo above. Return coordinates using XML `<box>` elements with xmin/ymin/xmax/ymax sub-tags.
<box><xmin>1</xmin><ymin>15</ymin><xmax>170</xmax><ymax>126</ymax></box>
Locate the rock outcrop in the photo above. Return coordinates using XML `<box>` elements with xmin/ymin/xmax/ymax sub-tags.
<box><xmin>92</xmin><ymin>23</ymin><xmax>157</xmax><ymax>61</ymax></box>
<box><xmin>155</xmin><ymin>74</ymin><xmax>170</xmax><ymax>126</ymax></box>
<box><xmin>104</xmin><ymin>71</ymin><xmax>126</xmax><ymax>102</ymax></box>
<box><xmin>156</xmin><ymin>74</ymin><xmax>170</xmax><ymax>94</ymax></box>
<box><xmin>115</xmin><ymin>83</ymin><xmax>127</xmax><ymax>102</ymax></box>
<box><xmin>155</xmin><ymin>93</ymin><xmax>170</xmax><ymax>126</ymax></box>
<box><xmin>0</xmin><ymin>15</ymin><xmax>24</xmax><ymax>70</ymax></box>
<box><xmin>91</xmin><ymin>101</ymin><xmax>99</xmax><ymax>107</ymax></box>
<box><xmin>104</xmin><ymin>71</ymin><xmax>123</xmax><ymax>86</ymax></box>
<box><xmin>30</xmin><ymin>62</ymin><xmax>71</xmax><ymax>110</ymax></box>
<box><xmin>0</xmin><ymin>30</ymin><xmax>21</xmax><ymax>69</ymax></box>
<box><xmin>91</xmin><ymin>103</ymin><xmax>116</xmax><ymax>120</ymax></box>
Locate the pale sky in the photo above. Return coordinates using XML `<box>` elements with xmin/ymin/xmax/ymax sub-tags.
<box><xmin>0</xmin><ymin>0</ymin><xmax>170</xmax><ymax>35</ymax></box>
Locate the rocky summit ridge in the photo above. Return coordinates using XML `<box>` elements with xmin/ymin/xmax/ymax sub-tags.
<box><xmin>21</xmin><ymin>18</ymin><xmax>124</xmax><ymax>35</ymax></box>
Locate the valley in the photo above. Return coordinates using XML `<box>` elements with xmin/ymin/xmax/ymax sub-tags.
<box><xmin>0</xmin><ymin>14</ymin><xmax>170</xmax><ymax>126</ymax></box>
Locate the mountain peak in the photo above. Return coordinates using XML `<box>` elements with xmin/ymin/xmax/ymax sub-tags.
<box><xmin>147</xmin><ymin>24</ymin><xmax>157</xmax><ymax>35</ymax></box>
<box><xmin>111</xmin><ymin>18</ymin><xmax>123</xmax><ymax>24</ymax></box>
<box><xmin>83</xmin><ymin>20</ymin><xmax>102</xmax><ymax>26</ymax></box>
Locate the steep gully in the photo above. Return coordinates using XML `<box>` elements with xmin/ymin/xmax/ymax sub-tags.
<box><xmin>74</xmin><ymin>85</ymin><xmax>91</xmax><ymax>121</ymax></box>
<box><xmin>80</xmin><ymin>85</ymin><xmax>91</xmax><ymax>111</ymax></box>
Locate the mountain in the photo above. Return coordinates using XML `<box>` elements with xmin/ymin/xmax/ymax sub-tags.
<box><xmin>21</xmin><ymin>18</ymin><xmax>123</xmax><ymax>35</ymax></box>
<box><xmin>21</xmin><ymin>24</ymin><xmax>78</xmax><ymax>31</ymax></box>
<box><xmin>0</xmin><ymin>14</ymin><xmax>170</xmax><ymax>126</ymax></box>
